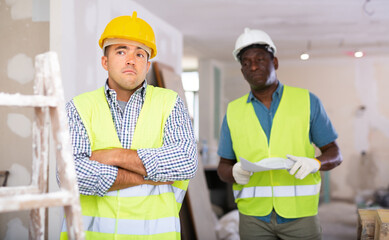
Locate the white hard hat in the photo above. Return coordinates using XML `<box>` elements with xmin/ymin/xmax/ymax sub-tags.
<box><xmin>233</xmin><ymin>28</ymin><xmax>277</xmax><ymax>61</ymax></box>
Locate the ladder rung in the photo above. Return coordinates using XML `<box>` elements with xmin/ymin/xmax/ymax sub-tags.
<box><xmin>0</xmin><ymin>92</ymin><xmax>58</xmax><ymax>107</ymax></box>
<box><xmin>0</xmin><ymin>191</ymin><xmax>74</xmax><ymax>213</ymax></box>
<box><xmin>0</xmin><ymin>185</ymin><xmax>40</xmax><ymax>197</ymax></box>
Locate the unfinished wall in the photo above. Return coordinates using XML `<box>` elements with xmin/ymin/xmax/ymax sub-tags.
<box><xmin>198</xmin><ymin>59</ymin><xmax>225</xmax><ymax>166</ymax></box>
<box><xmin>219</xmin><ymin>55</ymin><xmax>389</xmax><ymax>201</ymax></box>
<box><xmin>0</xmin><ymin>0</ymin><xmax>49</xmax><ymax>238</ymax></box>
<box><xmin>278</xmin><ymin>56</ymin><xmax>389</xmax><ymax>200</ymax></box>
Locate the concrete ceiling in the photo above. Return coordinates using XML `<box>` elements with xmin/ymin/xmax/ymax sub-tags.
<box><xmin>133</xmin><ymin>0</ymin><xmax>389</xmax><ymax>65</ymax></box>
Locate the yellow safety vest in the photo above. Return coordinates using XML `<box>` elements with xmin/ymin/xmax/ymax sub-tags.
<box><xmin>61</xmin><ymin>85</ymin><xmax>189</xmax><ymax>240</ymax></box>
<box><xmin>227</xmin><ymin>85</ymin><xmax>321</xmax><ymax>218</ymax></box>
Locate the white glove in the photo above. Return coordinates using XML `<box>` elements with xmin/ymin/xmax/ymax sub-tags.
<box><xmin>232</xmin><ymin>162</ymin><xmax>252</xmax><ymax>185</ymax></box>
<box><xmin>287</xmin><ymin>155</ymin><xmax>321</xmax><ymax>180</ymax></box>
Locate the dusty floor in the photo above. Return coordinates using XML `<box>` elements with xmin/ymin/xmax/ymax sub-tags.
<box><xmin>214</xmin><ymin>200</ymin><xmax>359</xmax><ymax>239</ymax></box>
<box><xmin>318</xmin><ymin>201</ymin><xmax>358</xmax><ymax>240</ymax></box>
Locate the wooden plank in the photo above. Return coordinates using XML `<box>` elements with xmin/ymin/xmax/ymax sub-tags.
<box><xmin>0</xmin><ymin>186</ymin><xmax>40</xmax><ymax>197</ymax></box>
<box><xmin>0</xmin><ymin>52</ymin><xmax>85</xmax><ymax>240</ymax></box>
<box><xmin>357</xmin><ymin>209</ymin><xmax>376</xmax><ymax>240</ymax></box>
<box><xmin>30</xmin><ymin>69</ymin><xmax>50</xmax><ymax>239</ymax></box>
<box><xmin>375</xmin><ymin>209</ymin><xmax>389</xmax><ymax>240</ymax></box>
<box><xmin>0</xmin><ymin>93</ymin><xmax>58</xmax><ymax>107</ymax></box>
<box><xmin>38</xmin><ymin>52</ymin><xmax>85</xmax><ymax>240</ymax></box>
<box><xmin>29</xmin><ymin>208</ymin><xmax>46</xmax><ymax>240</ymax></box>
<box><xmin>0</xmin><ymin>191</ymin><xmax>73</xmax><ymax>212</ymax></box>
<box><xmin>160</xmin><ymin>67</ymin><xmax>188</xmax><ymax>107</ymax></box>
<box><xmin>151</xmin><ymin>61</ymin><xmax>217</xmax><ymax>239</ymax></box>
<box><xmin>186</xmin><ymin>158</ymin><xmax>218</xmax><ymax>240</ymax></box>
<box><xmin>152</xmin><ymin>62</ymin><xmax>165</xmax><ymax>88</ymax></box>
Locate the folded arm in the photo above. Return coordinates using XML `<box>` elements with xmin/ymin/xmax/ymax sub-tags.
<box><xmin>109</xmin><ymin>168</ymin><xmax>173</xmax><ymax>191</ymax></box>
<box><xmin>90</xmin><ymin>96</ymin><xmax>197</xmax><ymax>182</ymax></box>
<box><xmin>65</xmin><ymin>101</ymin><xmax>168</xmax><ymax>196</ymax></box>
<box><xmin>90</xmin><ymin>148</ymin><xmax>146</xmax><ymax>176</ymax></box>
<box><xmin>137</xmin><ymin>96</ymin><xmax>198</xmax><ymax>182</ymax></box>
<box><xmin>90</xmin><ymin>148</ymin><xmax>173</xmax><ymax>191</ymax></box>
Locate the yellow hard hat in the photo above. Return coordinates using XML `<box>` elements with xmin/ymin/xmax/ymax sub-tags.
<box><xmin>99</xmin><ymin>11</ymin><xmax>157</xmax><ymax>59</ymax></box>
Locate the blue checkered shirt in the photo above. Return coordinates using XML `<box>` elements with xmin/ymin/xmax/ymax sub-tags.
<box><xmin>65</xmin><ymin>81</ymin><xmax>198</xmax><ymax>196</ymax></box>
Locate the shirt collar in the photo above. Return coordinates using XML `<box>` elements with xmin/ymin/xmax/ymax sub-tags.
<box><xmin>104</xmin><ymin>79</ymin><xmax>148</xmax><ymax>101</ymax></box>
<box><xmin>247</xmin><ymin>81</ymin><xmax>284</xmax><ymax>103</ymax></box>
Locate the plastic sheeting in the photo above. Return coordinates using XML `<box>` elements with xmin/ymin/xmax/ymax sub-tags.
<box><xmin>215</xmin><ymin>210</ymin><xmax>240</xmax><ymax>240</ymax></box>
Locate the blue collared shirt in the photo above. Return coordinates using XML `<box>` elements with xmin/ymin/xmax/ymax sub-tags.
<box><xmin>218</xmin><ymin>82</ymin><xmax>338</xmax><ymax>223</ymax></box>
<box><xmin>65</xmin><ymin>80</ymin><xmax>198</xmax><ymax>196</ymax></box>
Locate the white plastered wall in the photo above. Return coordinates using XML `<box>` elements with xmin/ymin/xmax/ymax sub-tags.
<box><xmin>198</xmin><ymin>59</ymin><xmax>226</xmax><ymax>166</ymax></box>
<box><xmin>0</xmin><ymin>0</ymin><xmax>49</xmax><ymax>238</ymax></box>
<box><xmin>278</xmin><ymin>56</ymin><xmax>389</xmax><ymax>200</ymax></box>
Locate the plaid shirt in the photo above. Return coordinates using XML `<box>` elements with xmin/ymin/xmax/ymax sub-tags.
<box><xmin>66</xmin><ymin>81</ymin><xmax>198</xmax><ymax>196</ymax></box>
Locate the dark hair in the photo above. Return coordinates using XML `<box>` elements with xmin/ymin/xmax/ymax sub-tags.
<box><xmin>104</xmin><ymin>45</ymin><xmax>110</xmax><ymax>57</ymax></box>
<box><xmin>237</xmin><ymin>44</ymin><xmax>274</xmax><ymax>63</ymax></box>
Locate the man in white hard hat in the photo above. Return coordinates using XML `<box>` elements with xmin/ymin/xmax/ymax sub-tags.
<box><xmin>60</xmin><ymin>12</ymin><xmax>197</xmax><ymax>239</ymax></box>
<box><xmin>217</xmin><ymin>28</ymin><xmax>342</xmax><ymax>239</ymax></box>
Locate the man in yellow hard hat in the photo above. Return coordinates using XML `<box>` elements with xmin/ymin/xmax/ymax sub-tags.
<box><xmin>217</xmin><ymin>28</ymin><xmax>342</xmax><ymax>239</ymax></box>
<box><xmin>60</xmin><ymin>11</ymin><xmax>197</xmax><ymax>239</ymax></box>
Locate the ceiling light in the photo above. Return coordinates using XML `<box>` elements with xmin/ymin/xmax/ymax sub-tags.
<box><xmin>300</xmin><ymin>53</ymin><xmax>310</xmax><ymax>61</ymax></box>
<box><xmin>354</xmin><ymin>51</ymin><xmax>364</xmax><ymax>58</ymax></box>
<box><xmin>300</xmin><ymin>40</ymin><xmax>311</xmax><ymax>61</ymax></box>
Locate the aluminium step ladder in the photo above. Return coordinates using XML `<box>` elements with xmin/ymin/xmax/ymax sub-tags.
<box><xmin>0</xmin><ymin>52</ymin><xmax>84</xmax><ymax>239</ymax></box>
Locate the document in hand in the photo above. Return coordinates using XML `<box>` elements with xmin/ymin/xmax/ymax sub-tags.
<box><xmin>239</xmin><ymin>157</ymin><xmax>294</xmax><ymax>172</ymax></box>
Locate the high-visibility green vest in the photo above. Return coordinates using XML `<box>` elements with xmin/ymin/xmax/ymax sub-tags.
<box><xmin>61</xmin><ymin>85</ymin><xmax>189</xmax><ymax>240</ymax></box>
<box><xmin>227</xmin><ymin>85</ymin><xmax>321</xmax><ymax>218</ymax></box>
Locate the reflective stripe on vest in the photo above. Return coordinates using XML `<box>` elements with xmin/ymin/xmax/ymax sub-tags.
<box><xmin>233</xmin><ymin>183</ymin><xmax>321</xmax><ymax>199</ymax></box>
<box><xmin>64</xmin><ymin>85</ymin><xmax>185</xmax><ymax>239</ymax></box>
<box><xmin>62</xmin><ymin>215</ymin><xmax>180</xmax><ymax>235</ymax></box>
<box><xmin>227</xmin><ymin>85</ymin><xmax>320</xmax><ymax>218</ymax></box>
<box><xmin>106</xmin><ymin>184</ymin><xmax>186</xmax><ymax>204</ymax></box>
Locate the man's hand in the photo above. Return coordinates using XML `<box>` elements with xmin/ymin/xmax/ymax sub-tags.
<box><xmin>108</xmin><ymin>168</ymin><xmax>174</xmax><ymax>191</ymax></box>
<box><xmin>144</xmin><ymin>180</ymin><xmax>174</xmax><ymax>186</ymax></box>
<box><xmin>287</xmin><ymin>155</ymin><xmax>321</xmax><ymax>180</ymax></box>
<box><xmin>90</xmin><ymin>148</ymin><xmax>123</xmax><ymax>165</ymax></box>
<box><xmin>232</xmin><ymin>162</ymin><xmax>252</xmax><ymax>185</ymax></box>
<box><xmin>91</xmin><ymin>148</ymin><xmax>147</xmax><ymax>176</ymax></box>
<box><xmin>108</xmin><ymin>176</ymin><xmax>174</xmax><ymax>191</ymax></box>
